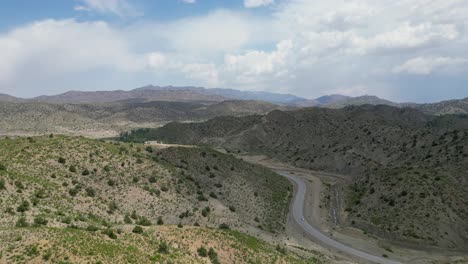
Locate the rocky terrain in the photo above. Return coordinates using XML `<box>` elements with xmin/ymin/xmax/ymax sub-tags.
<box><xmin>130</xmin><ymin>105</ymin><xmax>468</xmax><ymax>250</ymax></box>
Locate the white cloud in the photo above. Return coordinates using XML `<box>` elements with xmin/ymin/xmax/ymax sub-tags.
<box><xmin>2</xmin><ymin>0</ymin><xmax>468</xmax><ymax>100</ymax></box>
<box><xmin>244</xmin><ymin>0</ymin><xmax>274</xmax><ymax>8</ymax></box>
<box><xmin>75</xmin><ymin>0</ymin><xmax>140</xmax><ymax>17</ymax></box>
<box><xmin>181</xmin><ymin>0</ymin><xmax>196</xmax><ymax>3</ymax></box>
<box><xmin>393</xmin><ymin>56</ymin><xmax>467</xmax><ymax>75</ymax></box>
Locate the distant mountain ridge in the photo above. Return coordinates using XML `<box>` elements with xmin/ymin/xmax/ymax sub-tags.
<box><xmin>1</xmin><ymin>85</ymin><xmax>467</xmax><ymax>115</ymax></box>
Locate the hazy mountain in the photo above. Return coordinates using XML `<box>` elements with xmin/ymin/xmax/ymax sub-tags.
<box><xmin>128</xmin><ymin>105</ymin><xmax>468</xmax><ymax>249</ymax></box>
<box><xmin>0</xmin><ymin>93</ymin><xmax>22</xmax><ymax>102</ymax></box>
<box><xmin>413</xmin><ymin>97</ymin><xmax>468</xmax><ymax>115</ymax></box>
<box><xmin>31</xmin><ymin>89</ymin><xmax>227</xmax><ymax>104</ymax></box>
<box><xmin>0</xmin><ymin>100</ymin><xmax>285</xmax><ymax>136</ymax></box>
<box><xmin>135</xmin><ymin>85</ymin><xmax>307</xmax><ymax>105</ymax></box>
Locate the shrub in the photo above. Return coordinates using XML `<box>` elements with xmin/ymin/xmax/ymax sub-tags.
<box><xmin>148</xmin><ymin>176</ymin><xmax>157</xmax><ymax>183</ymax></box>
<box><xmin>209</xmin><ymin>192</ymin><xmax>218</xmax><ymax>199</ymax></box>
<box><xmin>103</xmin><ymin>165</ymin><xmax>111</xmax><ymax>172</ymax></box>
<box><xmin>158</xmin><ymin>241</ymin><xmax>169</xmax><ymax>254</ymax></box>
<box><xmin>124</xmin><ymin>214</ymin><xmax>133</xmax><ymax>224</ymax></box>
<box><xmin>177</xmin><ymin>223</ymin><xmax>183</xmax><ymax>228</ymax></box>
<box><xmin>145</xmin><ymin>146</ymin><xmax>153</xmax><ymax>153</ymax></box>
<box><xmin>132</xmin><ymin>225</ymin><xmax>144</xmax><ymax>234</ymax></box>
<box><xmin>161</xmin><ymin>186</ymin><xmax>169</xmax><ymax>192</ymax></box>
<box><xmin>157</xmin><ymin>216</ymin><xmax>164</xmax><ymax>225</ymax></box>
<box><xmin>208</xmin><ymin>248</ymin><xmax>219</xmax><ymax>263</ymax></box>
<box><xmin>218</xmin><ymin>223</ymin><xmax>230</xmax><ymax>230</ymax></box>
<box><xmin>58</xmin><ymin>157</ymin><xmax>66</xmax><ymax>164</ymax></box>
<box><xmin>229</xmin><ymin>206</ymin><xmax>236</xmax><ymax>212</ymax></box>
<box><xmin>85</xmin><ymin>187</ymin><xmax>96</xmax><ymax>197</ymax></box>
<box><xmin>102</xmin><ymin>229</ymin><xmax>117</xmax><ymax>239</ymax></box>
<box><xmin>137</xmin><ymin>217</ymin><xmax>151</xmax><ymax>226</ymax></box>
<box><xmin>82</xmin><ymin>169</ymin><xmax>90</xmax><ymax>176</ymax></box>
<box><xmin>197</xmin><ymin>246</ymin><xmax>207</xmax><ymax>257</ymax></box>
<box><xmin>33</xmin><ymin>216</ymin><xmax>48</xmax><ymax>226</ymax></box>
<box><xmin>69</xmin><ymin>165</ymin><xmax>77</xmax><ymax>173</ymax></box>
<box><xmin>107</xmin><ymin>179</ymin><xmax>116</xmax><ymax>187</ymax></box>
<box><xmin>86</xmin><ymin>225</ymin><xmax>99</xmax><ymax>232</ymax></box>
<box><xmin>0</xmin><ymin>163</ymin><xmax>7</xmax><ymax>171</ymax></box>
<box><xmin>16</xmin><ymin>217</ymin><xmax>29</xmax><ymax>227</ymax></box>
<box><xmin>201</xmin><ymin>207</ymin><xmax>210</xmax><ymax>217</ymax></box>
<box><xmin>69</xmin><ymin>188</ymin><xmax>79</xmax><ymax>197</ymax></box>
<box><xmin>197</xmin><ymin>194</ymin><xmax>208</xmax><ymax>202</ymax></box>
<box><xmin>276</xmin><ymin>244</ymin><xmax>287</xmax><ymax>254</ymax></box>
<box><xmin>17</xmin><ymin>201</ymin><xmax>30</xmax><ymax>212</ymax></box>
<box><xmin>0</xmin><ymin>178</ymin><xmax>5</xmax><ymax>190</ymax></box>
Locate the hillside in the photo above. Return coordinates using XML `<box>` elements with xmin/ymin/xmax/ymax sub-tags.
<box><xmin>130</xmin><ymin>105</ymin><xmax>468</xmax><ymax>250</ymax></box>
<box><xmin>414</xmin><ymin>97</ymin><xmax>468</xmax><ymax>115</ymax></box>
<box><xmin>0</xmin><ymin>100</ymin><xmax>284</xmax><ymax>136</ymax></box>
<box><xmin>0</xmin><ymin>135</ymin><xmax>312</xmax><ymax>263</ymax></box>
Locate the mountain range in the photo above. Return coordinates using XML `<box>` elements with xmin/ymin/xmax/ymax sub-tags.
<box><xmin>2</xmin><ymin>85</ymin><xmax>467</xmax><ymax>115</ymax></box>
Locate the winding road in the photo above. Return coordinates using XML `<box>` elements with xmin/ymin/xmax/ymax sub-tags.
<box><xmin>279</xmin><ymin>171</ymin><xmax>403</xmax><ymax>264</ymax></box>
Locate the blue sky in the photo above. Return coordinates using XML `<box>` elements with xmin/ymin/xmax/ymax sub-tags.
<box><xmin>0</xmin><ymin>0</ymin><xmax>467</xmax><ymax>102</ymax></box>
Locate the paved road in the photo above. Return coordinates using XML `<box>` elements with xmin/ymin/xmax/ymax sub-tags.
<box><xmin>280</xmin><ymin>171</ymin><xmax>403</xmax><ymax>264</ymax></box>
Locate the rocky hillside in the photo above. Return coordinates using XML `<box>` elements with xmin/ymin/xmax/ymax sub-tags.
<box><xmin>0</xmin><ymin>226</ymin><xmax>322</xmax><ymax>264</ymax></box>
<box><xmin>133</xmin><ymin>105</ymin><xmax>468</xmax><ymax>250</ymax></box>
<box><xmin>0</xmin><ymin>135</ymin><xmax>304</xmax><ymax>263</ymax></box>
<box><xmin>0</xmin><ymin>100</ymin><xmax>285</xmax><ymax>136</ymax></box>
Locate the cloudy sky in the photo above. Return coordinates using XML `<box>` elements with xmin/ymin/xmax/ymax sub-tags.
<box><xmin>0</xmin><ymin>0</ymin><xmax>467</xmax><ymax>102</ymax></box>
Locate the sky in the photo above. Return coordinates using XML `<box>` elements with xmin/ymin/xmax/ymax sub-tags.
<box><xmin>0</xmin><ymin>0</ymin><xmax>467</xmax><ymax>102</ymax></box>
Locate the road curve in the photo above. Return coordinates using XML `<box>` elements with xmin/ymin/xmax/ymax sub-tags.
<box><xmin>280</xmin><ymin>171</ymin><xmax>403</xmax><ymax>264</ymax></box>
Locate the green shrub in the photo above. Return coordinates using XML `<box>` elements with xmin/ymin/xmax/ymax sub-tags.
<box><xmin>132</xmin><ymin>225</ymin><xmax>144</xmax><ymax>234</ymax></box>
<box><xmin>86</xmin><ymin>225</ymin><xmax>99</xmax><ymax>232</ymax></box>
<box><xmin>81</xmin><ymin>169</ymin><xmax>90</xmax><ymax>176</ymax></box>
<box><xmin>148</xmin><ymin>176</ymin><xmax>157</xmax><ymax>183</ymax></box>
<box><xmin>197</xmin><ymin>246</ymin><xmax>207</xmax><ymax>257</ymax></box>
<box><xmin>102</xmin><ymin>229</ymin><xmax>117</xmax><ymax>239</ymax></box>
<box><xmin>17</xmin><ymin>201</ymin><xmax>30</xmax><ymax>212</ymax></box>
<box><xmin>85</xmin><ymin>187</ymin><xmax>96</xmax><ymax>197</ymax></box>
<box><xmin>33</xmin><ymin>216</ymin><xmax>48</xmax><ymax>226</ymax></box>
<box><xmin>103</xmin><ymin>165</ymin><xmax>110</xmax><ymax>172</ymax></box>
<box><xmin>229</xmin><ymin>206</ymin><xmax>236</xmax><ymax>212</ymax></box>
<box><xmin>145</xmin><ymin>146</ymin><xmax>153</xmax><ymax>153</ymax></box>
<box><xmin>157</xmin><ymin>216</ymin><xmax>164</xmax><ymax>225</ymax></box>
<box><xmin>15</xmin><ymin>217</ymin><xmax>29</xmax><ymax>227</ymax></box>
<box><xmin>0</xmin><ymin>163</ymin><xmax>6</xmax><ymax>171</ymax></box>
<box><xmin>137</xmin><ymin>217</ymin><xmax>151</xmax><ymax>226</ymax></box>
<box><xmin>208</xmin><ymin>248</ymin><xmax>218</xmax><ymax>263</ymax></box>
<box><xmin>69</xmin><ymin>165</ymin><xmax>77</xmax><ymax>173</ymax></box>
<box><xmin>218</xmin><ymin>223</ymin><xmax>230</xmax><ymax>230</ymax></box>
<box><xmin>209</xmin><ymin>192</ymin><xmax>218</xmax><ymax>199</ymax></box>
<box><xmin>58</xmin><ymin>157</ymin><xmax>66</xmax><ymax>164</ymax></box>
<box><xmin>0</xmin><ymin>178</ymin><xmax>5</xmax><ymax>190</ymax></box>
<box><xmin>158</xmin><ymin>241</ymin><xmax>169</xmax><ymax>254</ymax></box>
<box><xmin>124</xmin><ymin>214</ymin><xmax>133</xmax><ymax>224</ymax></box>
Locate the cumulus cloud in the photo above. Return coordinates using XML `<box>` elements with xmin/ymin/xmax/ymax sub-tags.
<box><xmin>244</xmin><ymin>0</ymin><xmax>274</xmax><ymax>8</ymax></box>
<box><xmin>2</xmin><ymin>0</ymin><xmax>468</xmax><ymax>101</ymax></box>
<box><xmin>393</xmin><ymin>57</ymin><xmax>467</xmax><ymax>75</ymax></box>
